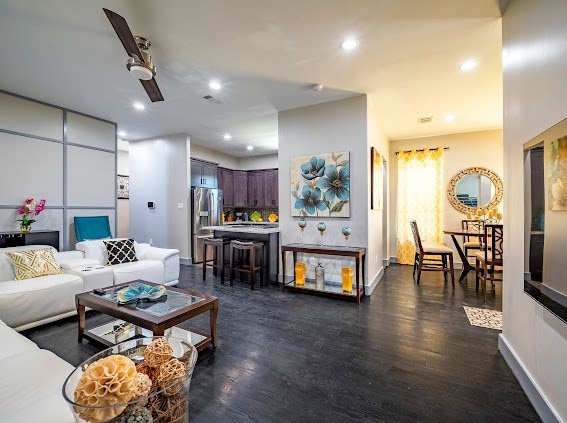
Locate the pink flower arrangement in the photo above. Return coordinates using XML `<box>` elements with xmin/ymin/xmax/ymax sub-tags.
<box><xmin>17</xmin><ymin>198</ymin><xmax>46</xmax><ymax>226</ymax></box>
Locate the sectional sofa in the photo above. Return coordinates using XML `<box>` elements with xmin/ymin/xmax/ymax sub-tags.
<box><xmin>0</xmin><ymin>318</ymin><xmax>75</xmax><ymax>422</ymax></box>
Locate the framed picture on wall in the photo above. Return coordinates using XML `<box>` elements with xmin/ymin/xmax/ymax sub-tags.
<box><xmin>290</xmin><ymin>151</ymin><xmax>350</xmax><ymax>217</ymax></box>
<box><xmin>117</xmin><ymin>175</ymin><xmax>129</xmax><ymax>199</ymax></box>
<box><xmin>371</xmin><ymin>147</ymin><xmax>383</xmax><ymax>210</ymax></box>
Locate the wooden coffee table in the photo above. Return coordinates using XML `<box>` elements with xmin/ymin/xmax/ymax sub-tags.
<box><xmin>75</xmin><ymin>281</ymin><xmax>219</xmax><ymax>351</ymax></box>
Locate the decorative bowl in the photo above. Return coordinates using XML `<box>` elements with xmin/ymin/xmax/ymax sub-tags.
<box><xmin>62</xmin><ymin>336</ymin><xmax>197</xmax><ymax>423</ymax></box>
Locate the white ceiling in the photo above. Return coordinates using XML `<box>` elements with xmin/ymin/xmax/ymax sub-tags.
<box><xmin>0</xmin><ymin>0</ymin><xmax>505</xmax><ymax>157</ymax></box>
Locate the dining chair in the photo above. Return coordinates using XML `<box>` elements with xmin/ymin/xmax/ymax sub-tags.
<box><xmin>475</xmin><ymin>224</ymin><xmax>503</xmax><ymax>301</ymax></box>
<box><xmin>461</xmin><ymin>219</ymin><xmax>485</xmax><ymax>258</ymax></box>
<box><xmin>410</xmin><ymin>220</ymin><xmax>455</xmax><ymax>286</ymax></box>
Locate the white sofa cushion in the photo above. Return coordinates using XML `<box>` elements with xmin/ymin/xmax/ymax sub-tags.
<box><xmin>112</xmin><ymin>260</ymin><xmax>164</xmax><ymax>285</ymax></box>
<box><xmin>0</xmin><ymin>322</ymin><xmax>39</xmax><ymax>360</ymax></box>
<box><xmin>0</xmin><ymin>349</ymin><xmax>75</xmax><ymax>423</ymax></box>
<box><xmin>0</xmin><ymin>274</ymin><xmax>82</xmax><ymax>329</ymax></box>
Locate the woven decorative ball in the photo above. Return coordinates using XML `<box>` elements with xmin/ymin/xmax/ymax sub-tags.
<box><xmin>136</xmin><ymin>362</ymin><xmax>160</xmax><ymax>385</ymax></box>
<box><xmin>157</xmin><ymin>359</ymin><xmax>188</xmax><ymax>396</ymax></box>
<box><xmin>143</xmin><ymin>338</ymin><xmax>173</xmax><ymax>367</ymax></box>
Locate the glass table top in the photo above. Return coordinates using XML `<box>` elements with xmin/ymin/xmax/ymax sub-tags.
<box><xmin>98</xmin><ymin>282</ymin><xmax>204</xmax><ymax>317</ymax></box>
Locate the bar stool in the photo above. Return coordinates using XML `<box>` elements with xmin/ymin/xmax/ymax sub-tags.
<box><xmin>202</xmin><ymin>238</ymin><xmax>231</xmax><ymax>284</ymax></box>
<box><xmin>229</xmin><ymin>240</ymin><xmax>265</xmax><ymax>290</ymax></box>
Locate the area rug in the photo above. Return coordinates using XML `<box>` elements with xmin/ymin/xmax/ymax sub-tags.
<box><xmin>463</xmin><ymin>306</ymin><xmax>502</xmax><ymax>330</ymax></box>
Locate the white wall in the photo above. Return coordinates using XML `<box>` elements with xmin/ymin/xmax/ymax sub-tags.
<box><xmin>0</xmin><ymin>91</ymin><xmax>116</xmax><ymax>250</ymax></box>
<box><xmin>367</xmin><ymin>95</ymin><xmax>390</xmax><ymax>287</ymax></box>
<box><xmin>191</xmin><ymin>142</ymin><xmax>239</xmax><ymax>169</ymax></box>
<box><xmin>239</xmin><ymin>154</ymin><xmax>278</xmax><ymax>170</ymax></box>
<box><xmin>279</xmin><ymin>96</ymin><xmax>375</xmax><ymax>288</ymax></box>
<box><xmin>129</xmin><ymin>134</ymin><xmax>191</xmax><ymax>259</ymax></box>
<box><xmin>388</xmin><ymin>129</ymin><xmax>503</xmax><ymax>266</ymax></box>
<box><xmin>502</xmin><ymin>1</ymin><xmax>567</xmax><ymax>421</ymax></box>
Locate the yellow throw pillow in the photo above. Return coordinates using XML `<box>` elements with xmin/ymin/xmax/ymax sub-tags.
<box><xmin>6</xmin><ymin>248</ymin><xmax>63</xmax><ymax>280</ymax></box>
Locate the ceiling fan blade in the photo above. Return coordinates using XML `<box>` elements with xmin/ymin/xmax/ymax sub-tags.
<box><xmin>140</xmin><ymin>78</ymin><xmax>164</xmax><ymax>102</ymax></box>
<box><xmin>103</xmin><ymin>8</ymin><xmax>144</xmax><ymax>63</ymax></box>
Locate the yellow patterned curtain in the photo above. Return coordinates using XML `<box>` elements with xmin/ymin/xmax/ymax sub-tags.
<box><xmin>396</xmin><ymin>148</ymin><xmax>444</xmax><ymax>264</ymax></box>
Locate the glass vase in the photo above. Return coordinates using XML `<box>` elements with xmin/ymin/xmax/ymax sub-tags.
<box><xmin>20</xmin><ymin>223</ymin><xmax>31</xmax><ymax>233</ymax></box>
<box><xmin>62</xmin><ymin>336</ymin><xmax>197</xmax><ymax>423</ymax></box>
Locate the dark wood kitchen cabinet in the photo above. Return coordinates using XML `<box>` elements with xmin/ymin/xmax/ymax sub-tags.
<box><xmin>247</xmin><ymin>171</ymin><xmax>266</xmax><ymax>207</ymax></box>
<box><xmin>264</xmin><ymin>170</ymin><xmax>278</xmax><ymax>207</ymax></box>
<box><xmin>191</xmin><ymin>158</ymin><xmax>218</xmax><ymax>188</ymax></box>
<box><xmin>217</xmin><ymin>167</ymin><xmax>234</xmax><ymax>206</ymax></box>
<box><xmin>247</xmin><ymin>169</ymin><xmax>278</xmax><ymax>207</ymax></box>
<box><xmin>233</xmin><ymin>171</ymin><xmax>248</xmax><ymax>207</ymax></box>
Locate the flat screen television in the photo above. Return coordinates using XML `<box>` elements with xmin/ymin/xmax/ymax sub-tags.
<box><xmin>524</xmin><ymin>117</ymin><xmax>567</xmax><ymax>323</ymax></box>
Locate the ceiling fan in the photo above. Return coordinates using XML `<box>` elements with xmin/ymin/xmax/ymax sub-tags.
<box><xmin>103</xmin><ymin>8</ymin><xmax>164</xmax><ymax>102</ymax></box>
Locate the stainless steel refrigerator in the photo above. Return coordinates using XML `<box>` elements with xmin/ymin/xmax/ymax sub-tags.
<box><xmin>191</xmin><ymin>187</ymin><xmax>223</xmax><ymax>264</ymax></box>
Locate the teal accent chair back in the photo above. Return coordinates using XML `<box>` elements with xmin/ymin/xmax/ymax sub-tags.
<box><xmin>74</xmin><ymin>216</ymin><xmax>113</xmax><ymax>242</ymax></box>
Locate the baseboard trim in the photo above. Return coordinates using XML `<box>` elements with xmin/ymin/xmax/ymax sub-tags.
<box><xmin>180</xmin><ymin>257</ymin><xmax>192</xmax><ymax>266</ymax></box>
<box><xmin>498</xmin><ymin>334</ymin><xmax>561</xmax><ymax>423</ymax></box>
<box><xmin>389</xmin><ymin>256</ymin><xmax>398</xmax><ymax>264</ymax></box>
<box><xmin>382</xmin><ymin>258</ymin><xmax>390</xmax><ymax>267</ymax></box>
<box><xmin>365</xmin><ymin>266</ymin><xmax>384</xmax><ymax>296</ymax></box>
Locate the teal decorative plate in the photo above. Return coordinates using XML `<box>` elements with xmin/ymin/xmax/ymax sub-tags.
<box><xmin>117</xmin><ymin>284</ymin><xmax>166</xmax><ymax>304</ymax></box>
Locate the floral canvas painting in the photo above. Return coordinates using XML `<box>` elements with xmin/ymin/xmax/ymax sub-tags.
<box><xmin>291</xmin><ymin>151</ymin><xmax>350</xmax><ymax>217</ymax></box>
<box><xmin>548</xmin><ymin>136</ymin><xmax>567</xmax><ymax>210</ymax></box>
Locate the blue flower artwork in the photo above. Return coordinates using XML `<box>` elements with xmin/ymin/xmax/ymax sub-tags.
<box><xmin>291</xmin><ymin>151</ymin><xmax>350</xmax><ymax>217</ymax></box>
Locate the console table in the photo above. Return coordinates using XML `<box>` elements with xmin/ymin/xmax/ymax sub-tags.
<box><xmin>0</xmin><ymin>230</ymin><xmax>60</xmax><ymax>250</ymax></box>
<box><xmin>281</xmin><ymin>243</ymin><xmax>366</xmax><ymax>304</ymax></box>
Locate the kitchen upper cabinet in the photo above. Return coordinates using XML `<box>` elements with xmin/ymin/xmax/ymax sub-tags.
<box><xmin>191</xmin><ymin>158</ymin><xmax>218</xmax><ymax>187</ymax></box>
<box><xmin>247</xmin><ymin>171</ymin><xmax>266</xmax><ymax>207</ymax></box>
<box><xmin>218</xmin><ymin>167</ymin><xmax>234</xmax><ymax>206</ymax></box>
<box><xmin>264</xmin><ymin>170</ymin><xmax>278</xmax><ymax>207</ymax></box>
<box><xmin>233</xmin><ymin>171</ymin><xmax>248</xmax><ymax>207</ymax></box>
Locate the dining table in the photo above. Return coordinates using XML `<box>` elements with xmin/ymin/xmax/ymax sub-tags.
<box><xmin>443</xmin><ymin>228</ymin><xmax>486</xmax><ymax>281</ymax></box>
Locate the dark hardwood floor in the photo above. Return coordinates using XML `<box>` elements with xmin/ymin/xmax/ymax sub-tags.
<box><xmin>23</xmin><ymin>264</ymin><xmax>540</xmax><ymax>422</ymax></box>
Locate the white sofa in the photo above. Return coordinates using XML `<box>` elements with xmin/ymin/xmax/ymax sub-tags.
<box><xmin>0</xmin><ymin>245</ymin><xmax>84</xmax><ymax>331</ymax></box>
<box><xmin>0</xmin><ymin>318</ymin><xmax>75</xmax><ymax>422</ymax></box>
<box><xmin>74</xmin><ymin>238</ymin><xmax>180</xmax><ymax>286</ymax></box>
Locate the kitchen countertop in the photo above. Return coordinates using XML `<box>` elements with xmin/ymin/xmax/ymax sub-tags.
<box><xmin>223</xmin><ymin>221</ymin><xmax>278</xmax><ymax>226</ymax></box>
<box><xmin>204</xmin><ymin>225</ymin><xmax>280</xmax><ymax>234</ymax></box>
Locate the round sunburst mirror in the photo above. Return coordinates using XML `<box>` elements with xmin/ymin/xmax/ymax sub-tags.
<box><xmin>447</xmin><ymin>167</ymin><xmax>503</xmax><ymax>213</ymax></box>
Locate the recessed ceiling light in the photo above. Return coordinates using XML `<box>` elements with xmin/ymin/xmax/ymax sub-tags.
<box><xmin>133</xmin><ymin>102</ymin><xmax>145</xmax><ymax>110</ymax></box>
<box><xmin>246</xmin><ymin>145</ymin><xmax>254</xmax><ymax>151</ymax></box>
<box><xmin>340</xmin><ymin>38</ymin><xmax>359</xmax><ymax>50</ymax></box>
<box><xmin>118</xmin><ymin>131</ymin><xmax>127</xmax><ymax>137</ymax></box>
<box><xmin>209</xmin><ymin>80</ymin><xmax>222</xmax><ymax>90</ymax></box>
<box><xmin>444</xmin><ymin>114</ymin><xmax>456</xmax><ymax>122</ymax></box>
<box><xmin>459</xmin><ymin>59</ymin><xmax>478</xmax><ymax>72</ymax></box>
<box><xmin>223</xmin><ymin>133</ymin><xmax>232</xmax><ymax>140</ymax></box>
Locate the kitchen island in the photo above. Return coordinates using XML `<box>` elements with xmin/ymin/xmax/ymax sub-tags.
<box><xmin>203</xmin><ymin>225</ymin><xmax>280</xmax><ymax>284</ymax></box>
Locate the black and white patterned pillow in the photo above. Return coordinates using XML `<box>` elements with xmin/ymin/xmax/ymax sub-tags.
<box><xmin>104</xmin><ymin>239</ymin><xmax>138</xmax><ymax>265</ymax></box>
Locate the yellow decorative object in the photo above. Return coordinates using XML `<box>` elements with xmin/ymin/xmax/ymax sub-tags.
<box><xmin>268</xmin><ymin>213</ymin><xmax>278</xmax><ymax>222</ymax></box>
<box><xmin>5</xmin><ymin>248</ymin><xmax>63</xmax><ymax>280</ymax></box>
<box><xmin>157</xmin><ymin>358</ymin><xmax>188</xmax><ymax>396</ymax></box>
<box><xmin>497</xmin><ymin>212</ymin><xmax>503</xmax><ymax>220</ymax></box>
<box><xmin>144</xmin><ymin>338</ymin><xmax>173</xmax><ymax>367</ymax></box>
<box><xmin>342</xmin><ymin>267</ymin><xmax>353</xmax><ymax>292</ymax></box>
<box><xmin>73</xmin><ymin>355</ymin><xmax>137</xmax><ymax>422</ymax></box>
<box><xmin>250</xmin><ymin>211</ymin><xmax>262</xmax><ymax>222</ymax></box>
<box><xmin>295</xmin><ymin>262</ymin><xmax>306</xmax><ymax>285</ymax></box>
<box><xmin>396</xmin><ymin>148</ymin><xmax>444</xmax><ymax>264</ymax></box>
